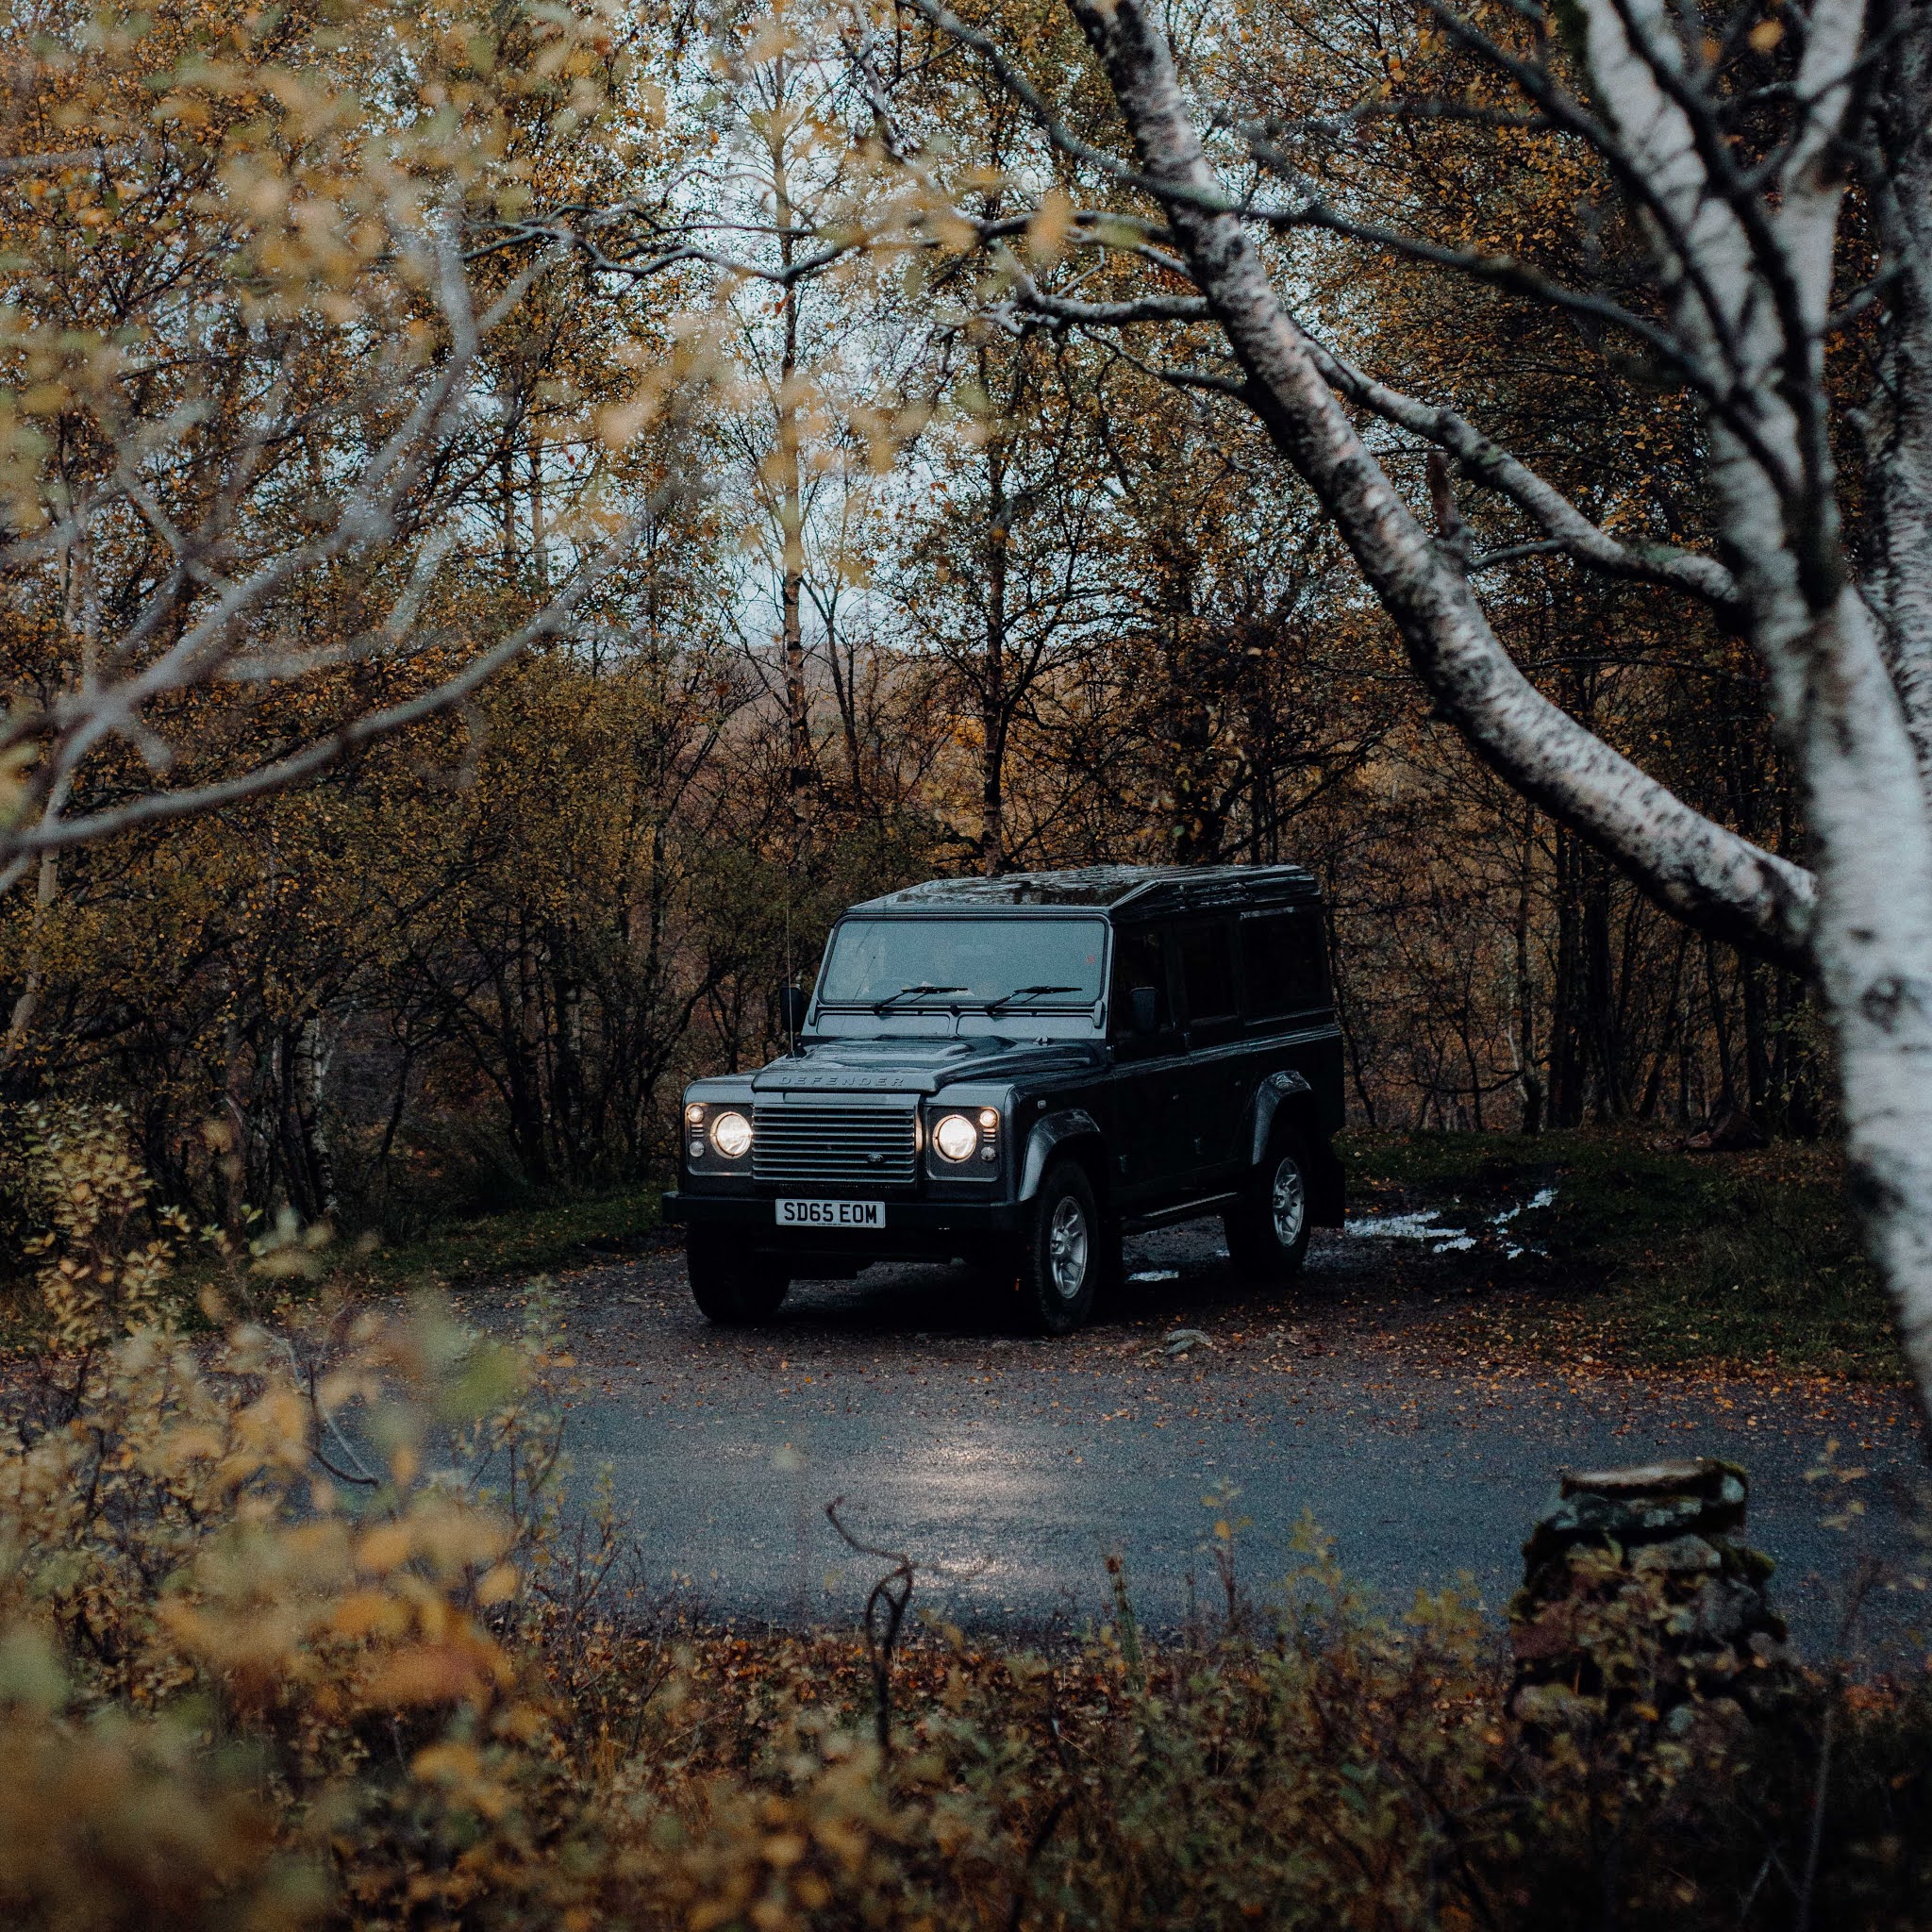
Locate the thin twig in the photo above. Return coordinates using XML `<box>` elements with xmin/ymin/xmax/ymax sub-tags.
<box><xmin>825</xmin><ymin>1496</ymin><xmax>916</xmax><ymax>1757</ymax></box>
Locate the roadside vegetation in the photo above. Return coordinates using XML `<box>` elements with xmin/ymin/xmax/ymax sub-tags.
<box><xmin>0</xmin><ymin>1120</ymin><xmax>1926</xmax><ymax>1932</ymax></box>
<box><xmin>1</xmin><ymin>1113</ymin><xmax>1899</xmax><ymax>1384</ymax></box>
<box><xmin>1345</xmin><ymin>1132</ymin><xmax>1903</xmax><ymax>1382</ymax></box>
<box><xmin>0</xmin><ymin>1108</ymin><xmax>663</xmax><ymax>1357</ymax></box>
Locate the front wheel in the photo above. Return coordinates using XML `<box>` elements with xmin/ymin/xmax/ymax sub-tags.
<box><xmin>1224</xmin><ymin>1143</ymin><xmax>1311</xmax><ymax>1281</ymax></box>
<box><xmin>1017</xmin><ymin>1158</ymin><xmax>1103</xmax><ymax>1335</ymax></box>
<box><xmin>688</xmin><ymin>1229</ymin><xmax>790</xmax><ymax>1325</ymax></box>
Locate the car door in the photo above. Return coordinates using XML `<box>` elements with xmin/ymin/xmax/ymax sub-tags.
<box><xmin>1239</xmin><ymin>902</ymin><xmax>1342</xmax><ymax>1152</ymax></box>
<box><xmin>1105</xmin><ymin>923</ymin><xmax>1193</xmax><ymax>1206</ymax></box>
<box><xmin>1240</xmin><ymin>905</ymin><xmax>1330</xmax><ymax>1026</ymax></box>
<box><xmin>1172</xmin><ymin>917</ymin><xmax>1250</xmax><ymax>1185</ymax></box>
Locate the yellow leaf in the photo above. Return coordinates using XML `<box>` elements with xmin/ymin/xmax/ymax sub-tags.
<box><xmin>476</xmin><ymin>1562</ymin><xmax>519</xmax><ymax>1606</ymax></box>
<box><xmin>356</xmin><ymin>1522</ymin><xmax>412</xmax><ymax>1574</ymax></box>
<box><xmin>1025</xmin><ymin>188</ymin><xmax>1074</xmax><ymax>265</ymax></box>
<box><xmin>411</xmin><ymin>1740</ymin><xmax>481</xmax><ymax>1783</ymax></box>
<box><xmin>332</xmin><ymin>1589</ymin><xmax>407</xmax><ymax>1639</ymax></box>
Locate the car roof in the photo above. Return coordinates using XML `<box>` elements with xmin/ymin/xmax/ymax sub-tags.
<box><xmin>854</xmin><ymin>863</ymin><xmax>1320</xmax><ymax>919</ymax></box>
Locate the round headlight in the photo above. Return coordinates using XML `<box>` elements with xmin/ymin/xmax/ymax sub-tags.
<box><xmin>709</xmin><ymin>1109</ymin><xmax>753</xmax><ymax>1159</ymax></box>
<box><xmin>933</xmin><ymin>1112</ymin><xmax>979</xmax><ymax>1162</ymax></box>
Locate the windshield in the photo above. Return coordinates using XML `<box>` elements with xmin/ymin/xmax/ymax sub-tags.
<box><xmin>817</xmin><ymin>917</ymin><xmax>1107</xmax><ymax>1009</ymax></box>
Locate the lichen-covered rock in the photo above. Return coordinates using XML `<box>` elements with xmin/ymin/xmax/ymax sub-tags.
<box><xmin>1631</xmin><ymin>1533</ymin><xmax>1721</xmax><ymax>1575</ymax></box>
<box><xmin>1508</xmin><ymin>1458</ymin><xmax>1791</xmax><ymax>1740</ymax></box>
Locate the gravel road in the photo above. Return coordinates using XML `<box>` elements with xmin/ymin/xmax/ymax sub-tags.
<box><xmin>468</xmin><ymin>1224</ymin><xmax>1930</xmax><ymax>1669</ymax></box>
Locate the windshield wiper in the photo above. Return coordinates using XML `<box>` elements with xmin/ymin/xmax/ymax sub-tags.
<box><xmin>984</xmin><ymin>983</ymin><xmax>1082</xmax><ymax>1014</ymax></box>
<box><xmin>872</xmin><ymin>982</ymin><xmax>966</xmax><ymax>1013</ymax></box>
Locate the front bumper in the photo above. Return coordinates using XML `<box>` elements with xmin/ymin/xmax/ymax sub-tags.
<box><xmin>663</xmin><ymin>1188</ymin><xmax>1024</xmax><ymax>1259</ymax></box>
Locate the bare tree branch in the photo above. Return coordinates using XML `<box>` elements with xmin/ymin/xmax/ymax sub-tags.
<box><xmin>1026</xmin><ymin>0</ymin><xmax>1819</xmax><ymax>971</ymax></box>
<box><xmin>1297</xmin><ymin>337</ymin><xmax>1745</xmax><ymax>613</ymax></box>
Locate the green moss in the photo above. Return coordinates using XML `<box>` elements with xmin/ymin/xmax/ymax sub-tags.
<box><xmin>1342</xmin><ymin>1130</ymin><xmax>1902</xmax><ymax>1380</ymax></box>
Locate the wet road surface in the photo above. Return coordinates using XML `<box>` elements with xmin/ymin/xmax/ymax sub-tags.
<box><xmin>464</xmin><ymin>1224</ymin><xmax>1929</xmax><ymax>1669</ymax></box>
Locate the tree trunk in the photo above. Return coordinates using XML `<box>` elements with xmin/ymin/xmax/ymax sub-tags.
<box><xmin>1513</xmin><ymin>807</ymin><xmax>1543</xmax><ymax>1133</ymax></box>
<box><xmin>769</xmin><ymin>54</ymin><xmax>812</xmax><ymax>794</ymax></box>
<box><xmin>1782</xmin><ymin>595</ymin><xmax>1932</xmax><ymax>1402</ymax></box>
<box><xmin>1549</xmin><ymin>827</ymin><xmax>1583</xmax><ymax>1128</ymax></box>
<box><xmin>1868</xmin><ymin>24</ymin><xmax>1932</xmax><ymax>784</ymax></box>
<box><xmin>3</xmin><ymin>849</ymin><xmax>58</xmax><ymax>1070</ymax></box>
<box><xmin>1060</xmin><ymin>0</ymin><xmax>1815</xmax><ymax>972</ymax></box>
<box><xmin>980</xmin><ymin>437</ymin><xmax>1011</xmax><ymax>876</ymax></box>
<box><xmin>527</xmin><ymin>425</ymin><xmax>547</xmax><ymax>595</ymax></box>
<box><xmin>1582</xmin><ymin>853</ymin><xmax>1621</xmax><ymax>1121</ymax></box>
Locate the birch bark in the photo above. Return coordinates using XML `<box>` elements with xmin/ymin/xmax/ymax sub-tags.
<box><xmin>1060</xmin><ymin>0</ymin><xmax>1812</xmax><ymax>968</ymax></box>
<box><xmin>1573</xmin><ymin>0</ymin><xmax>1932</xmax><ymax>1405</ymax></box>
<box><xmin>1051</xmin><ymin>0</ymin><xmax>1932</xmax><ymax>1411</ymax></box>
<box><xmin>1868</xmin><ymin>22</ymin><xmax>1932</xmax><ymax>786</ymax></box>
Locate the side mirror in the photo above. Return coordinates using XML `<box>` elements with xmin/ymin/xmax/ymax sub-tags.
<box><xmin>1130</xmin><ymin>986</ymin><xmax>1160</xmax><ymax>1036</ymax></box>
<box><xmin>777</xmin><ymin>985</ymin><xmax>808</xmax><ymax>1037</ymax></box>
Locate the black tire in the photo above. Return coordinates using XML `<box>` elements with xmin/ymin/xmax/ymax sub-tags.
<box><xmin>687</xmin><ymin>1229</ymin><xmax>790</xmax><ymax>1325</ymax></box>
<box><xmin>1223</xmin><ymin>1140</ymin><xmax>1312</xmax><ymax>1281</ymax></box>
<box><xmin>1016</xmin><ymin>1158</ymin><xmax>1103</xmax><ymax>1335</ymax></box>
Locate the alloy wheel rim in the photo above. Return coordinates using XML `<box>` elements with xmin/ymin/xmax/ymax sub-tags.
<box><xmin>1270</xmin><ymin>1158</ymin><xmax>1307</xmax><ymax>1246</ymax></box>
<box><xmin>1048</xmin><ymin>1195</ymin><xmax>1090</xmax><ymax>1300</ymax></box>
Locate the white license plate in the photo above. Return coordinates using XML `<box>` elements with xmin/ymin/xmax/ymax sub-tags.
<box><xmin>775</xmin><ymin>1198</ymin><xmax>885</xmax><ymax>1229</ymax></box>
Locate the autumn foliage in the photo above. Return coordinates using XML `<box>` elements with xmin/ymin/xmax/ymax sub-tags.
<box><xmin>0</xmin><ymin>0</ymin><xmax>1846</xmax><ymax>1241</ymax></box>
<box><xmin>0</xmin><ymin>1119</ymin><xmax>1923</xmax><ymax>1929</ymax></box>
<box><xmin>0</xmin><ymin>0</ymin><xmax>1925</xmax><ymax>1921</ymax></box>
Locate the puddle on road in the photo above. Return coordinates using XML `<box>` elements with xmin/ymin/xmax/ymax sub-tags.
<box><xmin>1345</xmin><ymin>1187</ymin><xmax>1557</xmax><ymax>1258</ymax></box>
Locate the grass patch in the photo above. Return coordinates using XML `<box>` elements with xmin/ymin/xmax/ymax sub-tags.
<box><xmin>339</xmin><ymin>1184</ymin><xmax>665</xmax><ymax>1296</ymax></box>
<box><xmin>0</xmin><ymin>1185</ymin><xmax>664</xmax><ymax>1357</ymax></box>
<box><xmin>1342</xmin><ymin>1130</ymin><xmax>1904</xmax><ymax>1380</ymax></box>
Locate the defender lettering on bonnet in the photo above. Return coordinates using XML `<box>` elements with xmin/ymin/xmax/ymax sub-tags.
<box><xmin>664</xmin><ymin>864</ymin><xmax>1345</xmax><ymax>1335</ymax></box>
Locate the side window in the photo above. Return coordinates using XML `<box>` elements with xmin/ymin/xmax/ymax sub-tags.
<box><xmin>1108</xmin><ymin>926</ymin><xmax>1170</xmax><ymax>1033</ymax></box>
<box><xmin>1175</xmin><ymin>922</ymin><xmax>1238</xmax><ymax>1022</ymax></box>
<box><xmin>1241</xmin><ymin>909</ymin><xmax>1329</xmax><ymax>1018</ymax></box>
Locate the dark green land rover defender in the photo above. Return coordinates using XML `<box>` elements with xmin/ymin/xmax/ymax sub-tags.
<box><xmin>663</xmin><ymin>865</ymin><xmax>1344</xmax><ymax>1334</ymax></box>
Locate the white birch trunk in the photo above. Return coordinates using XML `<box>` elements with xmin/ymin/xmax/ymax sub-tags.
<box><xmin>1574</xmin><ymin>0</ymin><xmax>1932</xmax><ymax>1407</ymax></box>
<box><xmin>1792</xmin><ymin>594</ymin><xmax>1932</xmax><ymax>1401</ymax></box>
<box><xmin>1868</xmin><ymin>25</ymin><xmax>1932</xmax><ymax>787</ymax></box>
<box><xmin>1057</xmin><ymin>0</ymin><xmax>1932</xmax><ymax>1415</ymax></box>
<box><xmin>1059</xmin><ymin>0</ymin><xmax>1814</xmax><ymax>969</ymax></box>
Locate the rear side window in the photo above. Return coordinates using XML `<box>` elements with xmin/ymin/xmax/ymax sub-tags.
<box><xmin>1175</xmin><ymin>922</ymin><xmax>1238</xmax><ymax>1022</ymax></box>
<box><xmin>1108</xmin><ymin>926</ymin><xmax>1170</xmax><ymax>1031</ymax></box>
<box><xmin>1241</xmin><ymin>909</ymin><xmax>1328</xmax><ymax>1018</ymax></box>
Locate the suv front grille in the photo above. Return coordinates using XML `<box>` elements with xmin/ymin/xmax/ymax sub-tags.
<box><xmin>752</xmin><ymin>1102</ymin><xmax>918</xmax><ymax>1187</ymax></box>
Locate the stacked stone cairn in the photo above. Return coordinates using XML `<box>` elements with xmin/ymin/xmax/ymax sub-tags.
<box><xmin>1509</xmin><ymin>1458</ymin><xmax>1793</xmax><ymax>1738</ymax></box>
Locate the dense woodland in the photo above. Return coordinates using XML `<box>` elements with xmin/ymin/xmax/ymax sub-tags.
<box><xmin>0</xmin><ymin>0</ymin><xmax>1846</xmax><ymax>1230</ymax></box>
<box><xmin>4</xmin><ymin>9</ymin><xmax>1932</xmax><ymax>1927</ymax></box>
